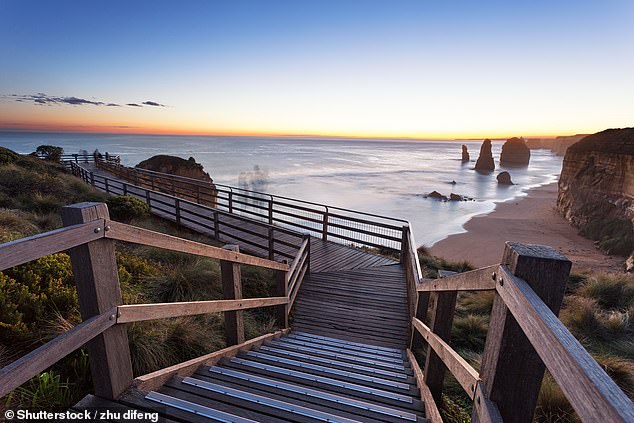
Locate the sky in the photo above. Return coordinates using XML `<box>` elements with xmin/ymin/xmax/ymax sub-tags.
<box><xmin>0</xmin><ymin>0</ymin><xmax>633</xmax><ymax>139</ymax></box>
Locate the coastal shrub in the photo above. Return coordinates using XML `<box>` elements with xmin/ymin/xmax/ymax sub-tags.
<box><xmin>535</xmin><ymin>372</ymin><xmax>578</xmax><ymax>423</ymax></box>
<box><xmin>417</xmin><ymin>246</ymin><xmax>473</xmax><ymax>278</ymax></box>
<box><xmin>106</xmin><ymin>195</ymin><xmax>150</xmax><ymax>223</ymax></box>
<box><xmin>0</xmin><ymin>254</ymin><xmax>77</xmax><ymax>343</ymax></box>
<box><xmin>0</xmin><ymin>146</ymin><xmax>19</xmax><ymax>164</ymax></box>
<box><xmin>127</xmin><ymin>315</ymin><xmax>225</xmax><ymax>376</ymax></box>
<box><xmin>35</xmin><ymin>145</ymin><xmax>64</xmax><ymax>161</ymax></box>
<box><xmin>455</xmin><ymin>291</ymin><xmax>495</xmax><ymax>316</ymax></box>
<box><xmin>5</xmin><ymin>371</ymin><xmax>76</xmax><ymax>411</ymax></box>
<box><xmin>144</xmin><ymin>257</ymin><xmax>221</xmax><ymax>303</ymax></box>
<box><xmin>577</xmin><ymin>273</ymin><xmax>634</xmax><ymax>310</ymax></box>
<box><xmin>451</xmin><ymin>314</ymin><xmax>489</xmax><ymax>352</ymax></box>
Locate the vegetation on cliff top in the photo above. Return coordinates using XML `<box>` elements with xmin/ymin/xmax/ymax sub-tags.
<box><xmin>0</xmin><ymin>148</ymin><xmax>278</xmax><ymax>411</ymax></box>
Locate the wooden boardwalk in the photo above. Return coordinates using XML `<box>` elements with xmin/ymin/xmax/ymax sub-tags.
<box><xmin>293</xmin><ymin>265</ymin><xmax>410</xmax><ymax>348</ymax></box>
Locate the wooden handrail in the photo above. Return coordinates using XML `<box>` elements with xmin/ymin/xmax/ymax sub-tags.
<box><xmin>116</xmin><ymin>297</ymin><xmax>289</xmax><ymax>323</ymax></box>
<box><xmin>416</xmin><ymin>265</ymin><xmax>498</xmax><ymax>292</ymax></box>
<box><xmin>412</xmin><ymin>317</ymin><xmax>479</xmax><ymax>397</ymax></box>
<box><xmin>288</xmin><ymin>237</ymin><xmax>309</xmax><ymax>276</ymax></box>
<box><xmin>105</xmin><ymin>221</ymin><xmax>288</xmax><ymax>271</ymax></box>
<box><xmin>497</xmin><ymin>265</ymin><xmax>634</xmax><ymax>422</ymax></box>
<box><xmin>0</xmin><ymin>308</ymin><xmax>117</xmax><ymax>398</ymax></box>
<box><xmin>0</xmin><ymin>220</ymin><xmax>105</xmax><ymax>271</ymax></box>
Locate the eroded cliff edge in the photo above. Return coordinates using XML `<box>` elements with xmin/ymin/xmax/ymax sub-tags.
<box><xmin>557</xmin><ymin>128</ymin><xmax>634</xmax><ymax>256</ymax></box>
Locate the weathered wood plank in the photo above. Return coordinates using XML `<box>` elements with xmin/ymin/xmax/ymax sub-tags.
<box><xmin>134</xmin><ymin>329</ymin><xmax>289</xmax><ymax>391</ymax></box>
<box><xmin>105</xmin><ymin>220</ymin><xmax>289</xmax><ymax>271</ymax></box>
<box><xmin>406</xmin><ymin>349</ymin><xmax>443</xmax><ymax>423</ymax></box>
<box><xmin>423</xmin><ymin>289</ymin><xmax>458</xmax><ymax>403</ymax></box>
<box><xmin>61</xmin><ymin>203</ymin><xmax>134</xmax><ymax>400</ymax></box>
<box><xmin>117</xmin><ymin>297</ymin><xmax>289</xmax><ymax>323</ymax></box>
<box><xmin>412</xmin><ymin>317</ymin><xmax>479</xmax><ymax>398</ymax></box>
<box><xmin>221</xmin><ymin>245</ymin><xmax>245</xmax><ymax>346</ymax></box>
<box><xmin>288</xmin><ymin>238</ymin><xmax>309</xmax><ymax>275</ymax></box>
<box><xmin>0</xmin><ymin>309</ymin><xmax>116</xmax><ymax>398</ymax></box>
<box><xmin>497</xmin><ymin>264</ymin><xmax>634</xmax><ymax>423</ymax></box>
<box><xmin>0</xmin><ymin>221</ymin><xmax>104</xmax><ymax>271</ymax></box>
<box><xmin>472</xmin><ymin>381</ymin><xmax>503</xmax><ymax>423</ymax></box>
<box><xmin>417</xmin><ymin>265</ymin><xmax>498</xmax><ymax>292</ymax></box>
<box><xmin>476</xmin><ymin>243</ymin><xmax>572</xmax><ymax>423</ymax></box>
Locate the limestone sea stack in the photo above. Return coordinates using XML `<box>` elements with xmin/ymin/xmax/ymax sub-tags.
<box><xmin>557</xmin><ymin>128</ymin><xmax>634</xmax><ymax>256</ymax></box>
<box><xmin>500</xmin><ymin>137</ymin><xmax>530</xmax><ymax>166</ymax></box>
<box><xmin>461</xmin><ymin>145</ymin><xmax>470</xmax><ymax>162</ymax></box>
<box><xmin>474</xmin><ymin>139</ymin><xmax>495</xmax><ymax>172</ymax></box>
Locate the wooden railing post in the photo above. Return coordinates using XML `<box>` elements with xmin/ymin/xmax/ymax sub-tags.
<box><xmin>276</xmin><ymin>265</ymin><xmax>289</xmax><ymax>329</ymax></box>
<box><xmin>213</xmin><ymin>210</ymin><xmax>220</xmax><ymax>240</ymax></box>
<box><xmin>60</xmin><ymin>203</ymin><xmax>133</xmax><ymax>400</ymax></box>
<box><xmin>220</xmin><ymin>245</ymin><xmax>245</xmax><ymax>346</ymax></box>
<box><xmin>322</xmin><ymin>208</ymin><xmax>329</xmax><ymax>241</ymax></box>
<box><xmin>175</xmin><ymin>199</ymin><xmax>181</xmax><ymax>228</ymax></box>
<box><xmin>474</xmin><ymin>242</ymin><xmax>571</xmax><ymax>423</ymax></box>
<box><xmin>268</xmin><ymin>227</ymin><xmax>275</xmax><ymax>260</ymax></box>
<box><xmin>423</xmin><ymin>289</ymin><xmax>458</xmax><ymax>405</ymax></box>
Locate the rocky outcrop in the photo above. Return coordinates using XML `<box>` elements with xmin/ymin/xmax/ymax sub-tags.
<box><xmin>557</xmin><ymin>128</ymin><xmax>634</xmax><ymax>256</ymax></box>
<box><xmin>500</xmin><ymin>137</ymin><xmax>530</xmax><ymax>166</ymax></box>
<box><xmin>424</xmin><ymin>191</ymin><xmax>473</xmax><ymax>202</ymax></box>
<box><xmin>136</xmin><ymin>155</ymin><xmax>218</xmax><ymax>207</ymax></box>
<box><xmin>137</xmin><ymin>155</ymin><xmax>213</xmax><ymax>182</ymax></box>
<box><xmin>497</xmin><ymin>171</ymin><xmax>514</xmax><ymax>185</ymax></box>
<box><xmin>461</xmin><ymin>145</ymin><xmax>470</xmax><ymax>162</ymax></box>
<box><xmin>474</xmin><ymin>139</ymin><xmax>495</xmax><ymax>172</ymax></box>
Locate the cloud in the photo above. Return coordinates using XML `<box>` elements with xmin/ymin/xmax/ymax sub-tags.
<box><xmin>1</xmin><ymin>93</ymin><xmax>167</xmax><ymax>109</ymax></box>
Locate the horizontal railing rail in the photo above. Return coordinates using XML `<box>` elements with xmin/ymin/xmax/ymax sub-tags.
<box><xmin>90</xmin><ymin>157</ymin><xmax>408</xmax><ymax>252</ymax></box>
<box><xmin>409</xmin><ymin>243</ymin><xmax>634</xmax><ymax>423</ymax></box>
<box><xmin>287</xmin><ymin>236</ymin><xmax>310</xmax><ymax>309</ymax></box>
<box><xmin>0</xmin><ymin>202</ymin><xmax>300</xmax><ymax>400</ymax></box>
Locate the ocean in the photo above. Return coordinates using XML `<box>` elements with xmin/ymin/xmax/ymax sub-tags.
<box><xmin>0</xmin><ymin>132</ymin><xmax>563</xmax><ymax>246</ymax></box>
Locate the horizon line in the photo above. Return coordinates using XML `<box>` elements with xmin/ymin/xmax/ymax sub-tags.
<box><xmin>0</xmin><ymin>127</ymin><xmax>583</xmax><ymax>141</ymax></box>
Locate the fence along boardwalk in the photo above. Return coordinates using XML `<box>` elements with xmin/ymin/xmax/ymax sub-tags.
<box><xmin>1</xmin><ymin>156</ymin><xmax>631</xmax><ymax>422</ymax></box>
<box><xmin>80</xmin><ymin>161</ymin><xmax>409</xmax><ymax>348</ymax></box>
<box><xmin>81</xmin><ymin>162</ymin><xmax>397</xmax><ymax>274</ymax></box>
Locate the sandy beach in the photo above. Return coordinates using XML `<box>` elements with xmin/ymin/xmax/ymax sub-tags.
<box><xmin>430</xmin><ymin>182</ymin><xmax>624</xmax><ymax>272</ymax></box>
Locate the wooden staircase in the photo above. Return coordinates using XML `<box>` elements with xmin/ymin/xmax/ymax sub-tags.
<box><xmin>77</xmin><ymin>332</ymin><xmax>429</xmax><ymax>422</ymax></box>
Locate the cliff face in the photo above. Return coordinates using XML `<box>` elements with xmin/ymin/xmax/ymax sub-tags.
<box><xmin>526</xmin><ymin>134</ymin><xmax>588</xmax><ymax>156</ymax></box>
<box><xmin>136</xmin><ymin>155</ymin><xmax>213</xmax><ymax>182</ymax></box>
<box><xmin>557</xmin><ymin>128</ymin><xmax>634</xmax><ymax>256</ymax></box>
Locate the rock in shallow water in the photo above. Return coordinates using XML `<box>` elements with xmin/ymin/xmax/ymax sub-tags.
<box><xmin>497</xmin><ymin>171</ymin><xmax>514</xmax><ymax>185</ymax></box>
